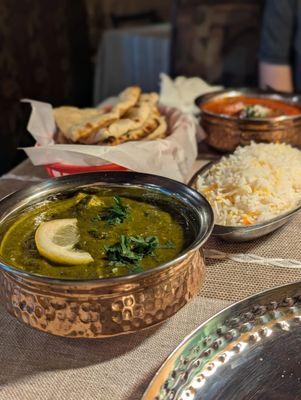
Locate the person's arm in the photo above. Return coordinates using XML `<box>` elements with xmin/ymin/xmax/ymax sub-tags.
<box><xmin>259</xmin><ymin>62</ymin><xmax>293</xmax><ymax>92</ymax></box>
<box><xmin>259</xmin><ymin>0</ymin><xmax>296</xmax><ymax>92</ymax></box>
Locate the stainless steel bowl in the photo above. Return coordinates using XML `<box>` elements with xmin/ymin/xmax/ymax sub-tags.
<box><xmin>195</xmin><ymin>88</ymin><xmax>301</xmax><ymax>152</ymax></box>
<box><xmin>0</xmin><ymin>171</ymin><xmax>214</xmax><ymax>338</ymax></box>
<box><xmin>189</xmin><ymin>162</ymin><xmax>301</xmax><ymax>242</ymax></box>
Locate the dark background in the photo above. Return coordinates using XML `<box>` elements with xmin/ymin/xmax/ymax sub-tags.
<box><xmin>0</xmin><ymin>0</ymin><xmax>263</xmax><ymax>175</ymax></box>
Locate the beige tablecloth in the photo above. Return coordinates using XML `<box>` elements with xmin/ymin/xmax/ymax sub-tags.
<box><xmin>0</xmin><ymin>160</ymin><xmax>301</xmax><ymax>400</ymax></box>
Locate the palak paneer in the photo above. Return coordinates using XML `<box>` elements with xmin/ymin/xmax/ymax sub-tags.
<box><xmin>0</xmin><ymin>190</ymin><xmax>185</xmax><ymax>279</ymax></box>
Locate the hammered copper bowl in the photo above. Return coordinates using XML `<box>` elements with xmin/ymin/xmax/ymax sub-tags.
<box><xmin>0</xmin><ymin>172</ymin><xmax>213</xmax><ymax>339</ymax></box>
<box><xmin>196</xmin><ymin>89</ymin><xmax>301</xmax><ymax>152</ymax></box>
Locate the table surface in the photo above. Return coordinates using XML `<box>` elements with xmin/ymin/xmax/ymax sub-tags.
<box><xmin>0</xmin><ymin>159</ymin><xmax>300</xmax><ymax>400</ymax></box>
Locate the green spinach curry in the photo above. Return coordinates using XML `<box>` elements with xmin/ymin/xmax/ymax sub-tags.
<box><xmin>0</xmin><ymin>191</ymin><xmax>185</xmax><ymax>279</ymax></box>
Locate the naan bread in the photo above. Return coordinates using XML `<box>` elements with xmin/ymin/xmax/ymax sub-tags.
<box><xmin>54</xmin><ymin>106</ymin><xmax>119</xmax><ymax>142</ymax></box>
<box><xmin>54</xmin><ymin>86</ymin><xmax>141</xmax><ymax>142</ymax></box>
<box><xmin>95</xmin><ymin>94</ymin><xmax>156</xmax><ymax>142</ymax></box>
<box><xmin>106</xmin><ymin>111</ymin><xmax>166</xmax><ymax>145</ymax></box>
<box><xmin>139</xmin><ymin>92</ymin><xmax>159</xmax><ymax>105</ymax></box>
<box><xmin>78</xmin><ymin>92</ymin><xmax>158</xmax><ymax>144</ymax></box>
<box><xmin>53</xmin><ymin>86</ymin><xmax>167</xmax><ymax>145</ymax></box>
<box><xmin>112</xmin><ymin>86</ymin><xmax>141</xmax><ymax>116</ymax></box>
<box><xmin>99</xmin><ymin>102</ymin><xmax>151</xmax><ymax>140</ymax></box>
<box><xmin>54</xmin><ymin>107</ymin><xmax>103</xmax><ymax>135</ymax></box>
<box><xmin>143</xmin><ymin>116</ymin><xmax>167</xmax><ymax>140</ymax></box>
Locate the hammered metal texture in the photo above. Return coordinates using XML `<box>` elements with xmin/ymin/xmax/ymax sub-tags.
<box><xmin>196</xmin><ymin>89</ymin><xmax>301</xmax><ymax>152</ymax></box>
<box><xmin>201</xmin><ymin>113</ymin><xmax>301</xmax><ymax>152</ymax></box>
<box><xmin>143</xmin><ymin>282</ymin><xmax>301</xmax><ymax>400</ymax></box>
<box><xmin>0</xmin><ymin>250</ymin><xmax>205</xmax><ymax>338</ymax></box>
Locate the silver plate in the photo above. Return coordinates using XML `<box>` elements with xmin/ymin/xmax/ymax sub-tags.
<box><xmin>188</xmin><ymin>162</ymin><xmax>301</xmax><ymax>242</ymax></box>
<box><xmin>142</xmin><ymin>282</ymin><xmax>301</xmax><ymax>400</ymax></box>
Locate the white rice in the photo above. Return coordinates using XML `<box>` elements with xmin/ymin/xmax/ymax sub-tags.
<box><xmin>196</xmin><ymin>142</ymin><xmax>301</xmax><ymax>226</ymax></box>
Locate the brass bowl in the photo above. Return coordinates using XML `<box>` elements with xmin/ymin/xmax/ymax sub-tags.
<box><xmin>0</xmin><ymin>172</ymin><xmax>214</xmax><ymax>338</ymax></box>
<box><xmin>195</xmin><ymin>89</ymin><xmax>301</xmax><ymax>152</ymax></box>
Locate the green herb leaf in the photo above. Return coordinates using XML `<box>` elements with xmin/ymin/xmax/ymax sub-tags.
<box><xmin>242</xmin><ymin>105</ymin><xmax>270</xmax><ymax>119</ymax></box>
<box><xmin>127</xmin><ymin>235</ymin><xmax>159</xmax><ymax>256</ymax></box>
<box><xmin>105</xmin><ymin>235</ymin><xmax>159</xmax><ymax>270</ymax></box>
<box><xmin>159</xmin><ymin>240</ymin><xmax>176</xmax><ymax>249</ymax></box>
<box><xmin>93</xmin><ymin>196</ymin><xmax>129</xmax><ymax>226</ymax></box>
<box><xmin>91</xmin><ymin>214</ymin><xmax>102</xmax><ymax>222</ymax></box>
<box><xmin>244</xmin><ymin>106</ymin><xmax>257</xmax><ymax>118</ymax></box>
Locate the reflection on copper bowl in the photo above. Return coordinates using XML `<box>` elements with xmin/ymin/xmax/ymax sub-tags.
<box><xmin>196</xmin><ymin>89</ymin><xmax>301</xmax><ymax>152</ymax></box>
<box><xmin>0</xmin><ymin>172</ymin><xmax>213</xmax><ymax>338</ymax></box>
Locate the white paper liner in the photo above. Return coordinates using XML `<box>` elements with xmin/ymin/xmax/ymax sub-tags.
<box><xmin>21</xmin><ymin>99</ymin><xmax>200</xmax><ymax>182</ymax></box>
<box><xmin>159</xmin><ymin>73</ymin><xmax>222</xmax><ymax>114</ymax></box>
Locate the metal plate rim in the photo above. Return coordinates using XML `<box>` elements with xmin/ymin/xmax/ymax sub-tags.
<box><xmin>142</xmin><ymin>280</ymin><xmax>301</xmax><ymax>399</ymax></box>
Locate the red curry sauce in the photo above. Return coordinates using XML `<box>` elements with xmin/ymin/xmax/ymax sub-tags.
<box><xmin>201</xmin><ymin>95</ymin><xmax>301</xmax><ymax>118</ymax></box>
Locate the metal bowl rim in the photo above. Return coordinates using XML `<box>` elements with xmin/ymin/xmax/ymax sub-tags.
<box><xmin>0</xmin><ymin>171</ymin><xmax>214</xmax><ymax>285</ymax></box>
<box><xmin>189</xmin><ymin>160</ymin><xmax>301</xmax><ymax>234</ymax></box>
<box><xmin>195</xmin><ymin>89</ymin><xmax>301</xmax><ymax>123</ymax></box>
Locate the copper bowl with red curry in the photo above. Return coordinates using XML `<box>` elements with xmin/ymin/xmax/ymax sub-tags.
<box><xmin>196</xmin><ymin>89</ymin><xmax>301</xmax><ymax>152</ymax></box>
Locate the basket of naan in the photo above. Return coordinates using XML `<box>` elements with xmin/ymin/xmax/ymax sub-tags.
<box><xmin>23</xmin><ymin>86</ymin><xmax>198</xmax><ymax>181</ymax></box>
<box><xmin>54</xmin><ymin>86</ymin><xmax>167</xmax><ymax>146</ymax></box>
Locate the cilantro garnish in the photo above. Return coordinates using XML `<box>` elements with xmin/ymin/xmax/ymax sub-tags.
<box><xmin>92</xmin><ymin>196</ymin><xmax>129</xmax><ymax>226</ymax></box>
<box><xmin>242</xmin><ymin>105</ymin><xmax>270</xmax><ymax>119</ymax></box>
<box><xmin>105</xmin><ymin>235</ymin><xmax>159</xmax><ymax>271</ymax></box>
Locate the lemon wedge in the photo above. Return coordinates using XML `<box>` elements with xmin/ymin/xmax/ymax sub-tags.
<box><xmin>35</xmin><ymin>218</ymin><xmax>93</xmax><ymax>265</ymax></box>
